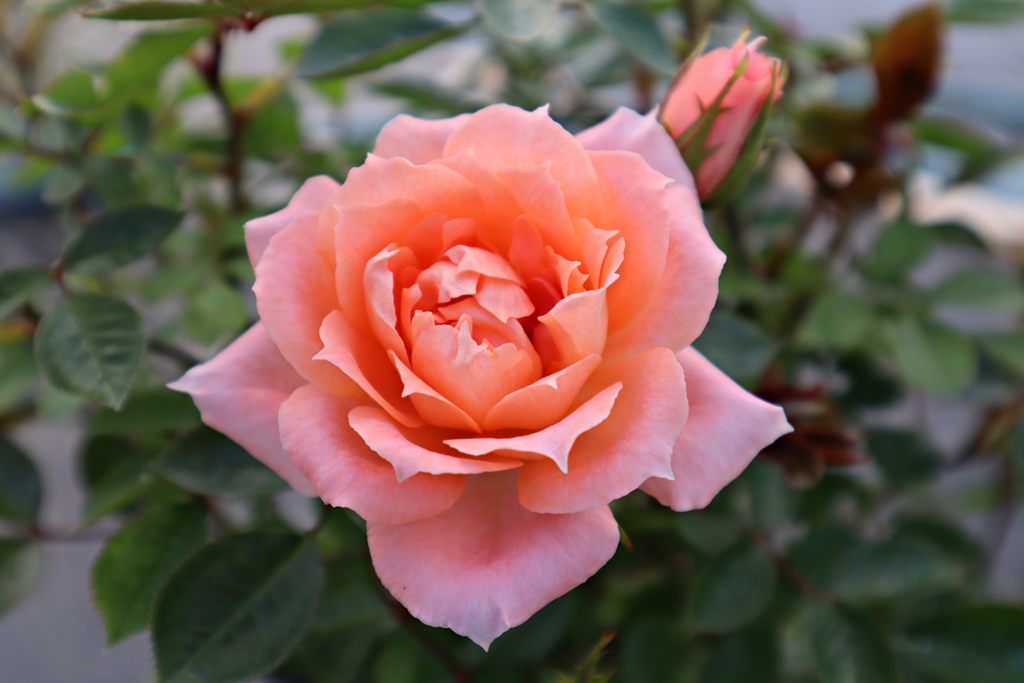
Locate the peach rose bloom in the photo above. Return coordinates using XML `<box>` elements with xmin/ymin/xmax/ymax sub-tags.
<box><xmin>170</xmin><ymin>104</ymin><xmax>791</xmax><ymax>648</ymax></box>
<box><xmin>660</xmin><ymin>34</ymin><xmax>784</xmax><ymax>198</ymax></box>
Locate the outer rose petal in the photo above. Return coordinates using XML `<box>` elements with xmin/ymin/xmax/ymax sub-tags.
<box><xmin>254</xmin><ymin>211</ymin><xmax>357</xmax><ymax>395</ymax></box>
<box><xmin>245</xmin><ymin>176</ymin><xmax>341</xmax><ymax>268</ymax></box>
<box><xmin>367</xmin><ymin>471</ymin><xmax>620</xmax><ymax>649</ymax></box>
<box><xmin>373</xmin><ymin>113</ymin><xmax>470</xmax><ymax>164</ymax></box>
<box><xmin>641</xmin><ymin>348</ymin><xmax>793</xmax><ymax>511</ymax></box>
<box><xmin>168</xmin><ymin>323</ymin><xmax>314</xmax><ymax>496</ymax></box>
<box><xmin>517</xmin><ymin>348</ymin><xmax>686</xmax><ymax>514</ymax></box>
<box><xmin>576</xmin><ymin>107</ymin><xmax>695</xmax><ymax>190</ymax></box>
<box><xmin>279</xmin><ymin>385</ymin><xmax>466</xmax><ymax>524</ymax></box>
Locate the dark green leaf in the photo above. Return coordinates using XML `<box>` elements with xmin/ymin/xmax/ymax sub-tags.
<box><xmin>900</xmin><ymin>606</ymin><xmax>1024</xmax><ymax>683</ymax></box>
<box><xmin>84</xmin><ymin>0</ymin><xmax>438</xmax><ymax>20</ymax></box>
<box><xmin>80</xmin><ymin>452</ymin><xmax>159</xmax><ymax>527</ymax></box>
<box><xmin>0</xmin><ymin>340</ymin><xmax>37</xmax><ymax>412</ymax></box>
<box><xmin>693</xmin><ymin>310</ymin><xmax>778</xmax><ymax>387</ymax></box>
<box><xmin>675</xmin><ymin>511</ymin><xmax>740</xmax><ymax>555</ymax></box>
<box><xmin>152</xmin><ymin>532</ymin><xmax>324</xmax><ymax>683</ymax></box>
<box><xmin>92</xmin><ymin>503</ymin><xmax>208</xmax><ymax>644</ymax></box>
<box><xmin>829</xmin><ymin>539</ymin><xmax>966</xmax><ymax>603</ymax></box>
<box><xmin>886</xmin><ymin>316</ymin><xmax>977</xmax><ymax>396</ymax></box>
<box><xmin>298</xmin><ymin>9</ymin><xmax>467</xmax><ymax>79</ymax></box>
<box><xmin>154</xmin><ymin>428</ymin><xmax>286</xmax><ymax>497</ymax></box>
<box><xmin>481</xmin><ymin>0</ymin><xmax>559</xmax><ymax>40</ymax></box>
<box><xmin>0</xmin><ymin>435</ymin><xmax>42</xmax><ymax>525</ymax></box>
<box><xmin>868</xmin><ymin>429</ymin><xmax>941</xmax><ymax>486</ymax></box>
<box><xmin>0</xmin><ymin>268</ymin><xmax>51</xmax><ymax>320</ymax></box>
<box><xmin>61</xmin><ymin>206</ymin><xmax>183</xmax><ymax>273</ymax></box>
<box><xmin>702</xmin><ymin>631</ymin><xmax>779</xmax><ymax>683</ymax></box>
<box><xmin>689</xmin><ymin>541</ymin><xmax>777</xmax><ymax>633</ymax></box>
<box><xmin>482</xmin><ymin>594</ymin><xmax>573</xmax><ymax>668</ymax></box>
<box><xmin>590</xmin><ymin>0</ymin><xmax>677</xmax><ymax>74</ymax></box>
<box><xmin>621</xmin><ymin>616</ymin><xmax>693</xmax><ymax>683</ymax></box>
<box><xmin>810</xmin><ymin>603</ymin><xmax>898</xmax><ymax>683</ymax></box>
<box><xmin>86</xmin><ymin>388</ymin><xmax>201</xmax><ymax>435</ymax></box>
<box><xmin>788</xmin><ymin>526</ymin><xmax>862</xmax><ymax>590</ymax></box>
<box><xmin>0</xmin><ymin>540</ymin><xmax>42</xmax><ymax>615</ymax></box>
<box><xmin>34</xmin><ymin>293</ymin><xmax>144</xmax><ymax>409</ymax></box>
<box><xmin>979</xmin><ymin>333</ymin><xmax>1024</xmax><ymax>377</ymax></box>
<box><xmin>554</xmin><ymin>633</ymin><xmax>616</xmax><ymax>683</ymax></box>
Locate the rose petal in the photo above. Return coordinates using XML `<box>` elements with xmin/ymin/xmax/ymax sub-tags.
<box><xmin>169</xmin><ymin>323</ymin><xmax>314</xmax><ymax>496</ymax></box>
<box><xmin>641</xmin><ymin>348</ymin><xmax>792</xmax><ymax>511</ymax></box>
<box><xmin>445</xmin><ymin>382</ymin><xmax>621</xmax><ymax>473</ymax></box>
<box><xmin>588</xmin><ymin>150</ymin><xmax>671</xmax><ymax>335</ymax></box>
<box><xmin>364</xmin><ymin>246</ymin><xmax>414</xmax><ymax>366</ymax></box>
<box><xmin>316</xmin><ymin>310</ymin><xmax>424</xmax><ymax>428</ymax></box>
<box><xmin>373</xmin><ymin>113</ymin><xmax>470</xmax><ymax>164</ymax></box>
<box><xmin>483</xmin><ymin>353</ymin><xmax>602</xmax><ymax>431</ymax></box>
<box><xmin>279</xmin><ymin>384</ymin><xmax>465</xmax><ymax>524</ymax></box>
<box><xmin>497</xmin><ymin>165</ymin><xmax>580</xmax><ymax>261</ymax></box>
<box><xmin>367</xmin><ymin>471</ymin><xmax>620</xmax><ymax>649</ymax></box>
<box><xmin>537</xmin><ymin>288</ymin><xmax>608</xmax><ymax>372</ymax></box>
<box><xmin>518</xmin><ymin>348</ymin><xmax>686</xmax><ymax>514</ymax></box>
<box><xmin>605</xmin><ymin>182</ymin><xmax>725</xmax><ymax>355</ymax></box>
<box><xmin>576</xmin><ymin>107</ymin><xmax>696</xmax><ymax>190</ymax></box>
<box><xmin>254</xmin><ymin>211</ymin><xmax>359</xmax><ymax>395</ymax></box>
<box><xmin>349</xmin><ymin>406</ymin><xmax>521</xmax><ymax>482</ymax></box>
<box><xmin>245</xmin><ymin>175</ymin><xmax>341</xmax><ymax>267</ymax></box>
<box><xmin>442</xmin><ymin>105</ymin><xmax>602</xmax><ymax>223</ymax></box>
<box><xmin>390</xmin><ymin>351</ymin><xmax>481</xmax><ymax>432</ymax></box>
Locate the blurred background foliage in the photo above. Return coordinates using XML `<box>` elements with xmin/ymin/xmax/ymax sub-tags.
<box><xmin>1</xmin><ymin>0</ymin><xmax>1024</xmax><ymax>681</ymax></box>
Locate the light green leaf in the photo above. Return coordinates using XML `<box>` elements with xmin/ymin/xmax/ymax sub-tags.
<box><xmin>480</xmin><ymin>0</ymin><xmax>559</xmax><ymax>40</ymax></box>
<box><xmin>180</xmin><ymin>280</ymin><xmax>248</xmax><ymax>345</ymax></box>
<box><xmin>899</xmin><ymin>606</ymin><xmax>1024</xmax><ymax>683</ymax></box>
<box><xmin>886</xmin><ymin>316</ymin><xmax>977</xmax><ymax>396</ymax></box>
<box><xmin>92</xmin><ymin>503</ymin><xmax>208</xmax><ymax>644</ymax></box>
<box><xmin>298</xmin><ymin>9</ymin><xmax>468</xmax><ymax>79</ymax></box>
<box><xmin>152</xmin><ymin>532</ymin><xmax>324</xmax><ymax>683</ymax></box>
<box><xmin>154</xmin><ymin>428</ymin><xmax>286</xmax><ymax>497</ymax></box>
<box><xmin>863</xmin><ymin>221</ymin><xmax>934</xmax><ymax>282</ymax></box>
<box><xmin>84</xmin><ymin>0</ymin><xmax>439</xmax><ymax>20</ymax></box>
<box><xmin>800</xmin><ymin>291</ymin><xmax>876</xmax><ymax>351</ymax></box>
<box><xmin>589</xmin><ymin>1</ymin><xmax>677</xmax><ymax>74</ymax></box>
<box><xmin>810</xmin><ymin>603</ymin><xmax>898</xmax><ymax>683</ymax></box>
<box><xmin>61</xmin><ymin>206</ymin><xmax>183</xmax><ymax>273</ymax></box>
<box><xmin>34</xmin><ymin>293</ymin><xmax>144</xmax><ymax>409</ymax></box>
<box><xmin>688</xmin><ymin>541</ymin><xmax>777</xmax><ymax>634</ymax></box>
<box><xmin>0</xmin><ymin>435</ymin><xmax>42</xmax><ymax>525</ymax></box>
<box><xmin>0</xmin><ymin>268</ymin><xmax>51</xmax><ymax>320</ymax></box>
<box><xmin>931</xmin><ymin>269</ymin><xmax>1024</xmax><ymax>312</ymax></box>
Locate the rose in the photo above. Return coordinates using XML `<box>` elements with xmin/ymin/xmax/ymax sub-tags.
<box><xmin>660</xmin><ymin>33</ymin><xmax>785</xmax><ymax>203</ymax></box>
<box><xmin>170</xmin><ymin>104</ymin><xmax>791</xmax><ymax>648</ymax></box>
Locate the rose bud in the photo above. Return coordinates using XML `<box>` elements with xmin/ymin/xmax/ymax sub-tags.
<box><xmin>170</xmin><ymin>104</ymin><xmax>791</xmax><ymax>648</ymax></box>
<box><xmin>659</xmin><ymin>32</ymin><xmax>785</xmax><ymax>206</ymax></box>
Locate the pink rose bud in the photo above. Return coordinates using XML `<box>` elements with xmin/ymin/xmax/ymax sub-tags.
<box><xmin>660</xmin><ymin>33</ymin><xmax>785</xmax><ymax>206</ymax></box>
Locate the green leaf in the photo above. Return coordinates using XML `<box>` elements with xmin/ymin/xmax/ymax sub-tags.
<box><xmin>810</xmin><ymin>603</ymin><xmax>898</xmax><ymax>683</ymax></box>
<box><xmin>947</xmin><ymin>0</ymin><xmax>1024</xmax><ymax>23</ymax></box>
<box><xmin>900</xmin><ymin>606</ymin><xmax>1024</xmax><ymax>683</ymax></box>
<box><xmin>621</xmin><ymin>616</ymin><xmax>693</xmax><ymax>683</ymax></box>
<box><xmin>693</xmin><ymin>310</ymin><xmax>778</xmax><ymax>387</ymax></box>
<box><xmin>800</xmin><ymin>291</ymin><xmax>876</xmax><ymax>351</ymax></box>
<box><xmin>828</xmin><ymin>539</ymin><xmax>966</xmax><ymax>603</ymax></box>
<box><xmin>589</xmin><ymin>0</ymin><xmax>677</xmax><ymax>74</ymax></box>
<box><xmin>675</xmin><ymin>511</ymin><xmax>740</xmax><ymax>555</ymax></box>
<box><xmin>0</xmin><ymin>540</ymin><xmax>42</xmax><ymax>615</ymax></box>
<box><xmin>868</xmin><ymin>429</ymin><xmax>941</xmax><ymax>486</ymax></box>
<box><xmin>154</xmin><ymin>428</ymin><xmax>286</xmax><ymax>497</ymax></box>
<box><xmin>180</xmin><ymin>280</ymin><xmax>248</xmax><ymax>345</ymax></box>
<box><xmin>61</xmin><ymin>206</ymin><xmax>183</xmax><ymax>273</ymax></box>
<box><xmin>84</xmin><ymin>0</ymin><xmax>436</xmax><ymax>20</ymax></box>
<box><xmin>34</xmin><ymin>293</ymin><xmax>144</xmax><ymax>409</ymax></box>
<box><xmin>152</xmin><ymin>532</ymin><xmax>324</xmax><ymax>683</ymax></box>
<box><xmin>86</xmin><ymin>387</ymin><xmax>201</xmax><ymax>435</ymax></box>
<box><xmin>979</xmin><ymin>333</ymin><xmax>1024</xmax><ymax>377</ymax></box>
<box><xmin>863</xmin><ymin>221</ymin><xmax>934</xmax><ymax>282</ymax></box>
<box><xmin>80</xmin><ymin>452</ymin><xmax>159</xmax><ymax>528</ymax></box>
<box><xmin>931</xmin><ymin>268</ymin><xmax>1024</xmax><ymax>311</ymax></box>
<box><xmin>298</xmin><ymin>9</ymin><xmax>468</xmax><ymax>79</ymax></box>
<box><xmin>701</xmin><ymin>631</ymin><xmax>779</xmax><ymax>683</ymax></box>
<box><xmin>92</xmin><ymin>503</ymin><xmax>209</xmax><ymax>644</ymax></box>
<box><xmin>0</xmin><ymin>340</ymin><xmax>37</xmax><ymax>413</ymax></box>
<box><xmin>0</xmin><ymin>435</ymin><xmax>42</xmax><ymax>525</ymax></box>
<box><xmin>688</xmin><ymin>541</ymin><xmax>777</xmax><ymax>634</ymax></box>
<box><xmin>0</xmin><ymin>268</ymin><xmax>51</xmax><ymax>320</ymax></box>
<box><xmin>886</xmin><ymin>316</ymin><xmax>977</xmax><ymax>396</ymax></box>
<box><xmin>480</xmin><ymin>0</ymin><xmax>559</xmax><ymax>40</ymax></box>
<box><xmin>554</xmin><ymin>633</ymin><xmax>616</xmax><ymax>683</ymax></box>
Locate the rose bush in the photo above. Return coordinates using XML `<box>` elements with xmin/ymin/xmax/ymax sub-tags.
<box><xmin>171</xmin><ymin>103</ymin><xmax>791</xmax><ymax>647</ymax></box>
